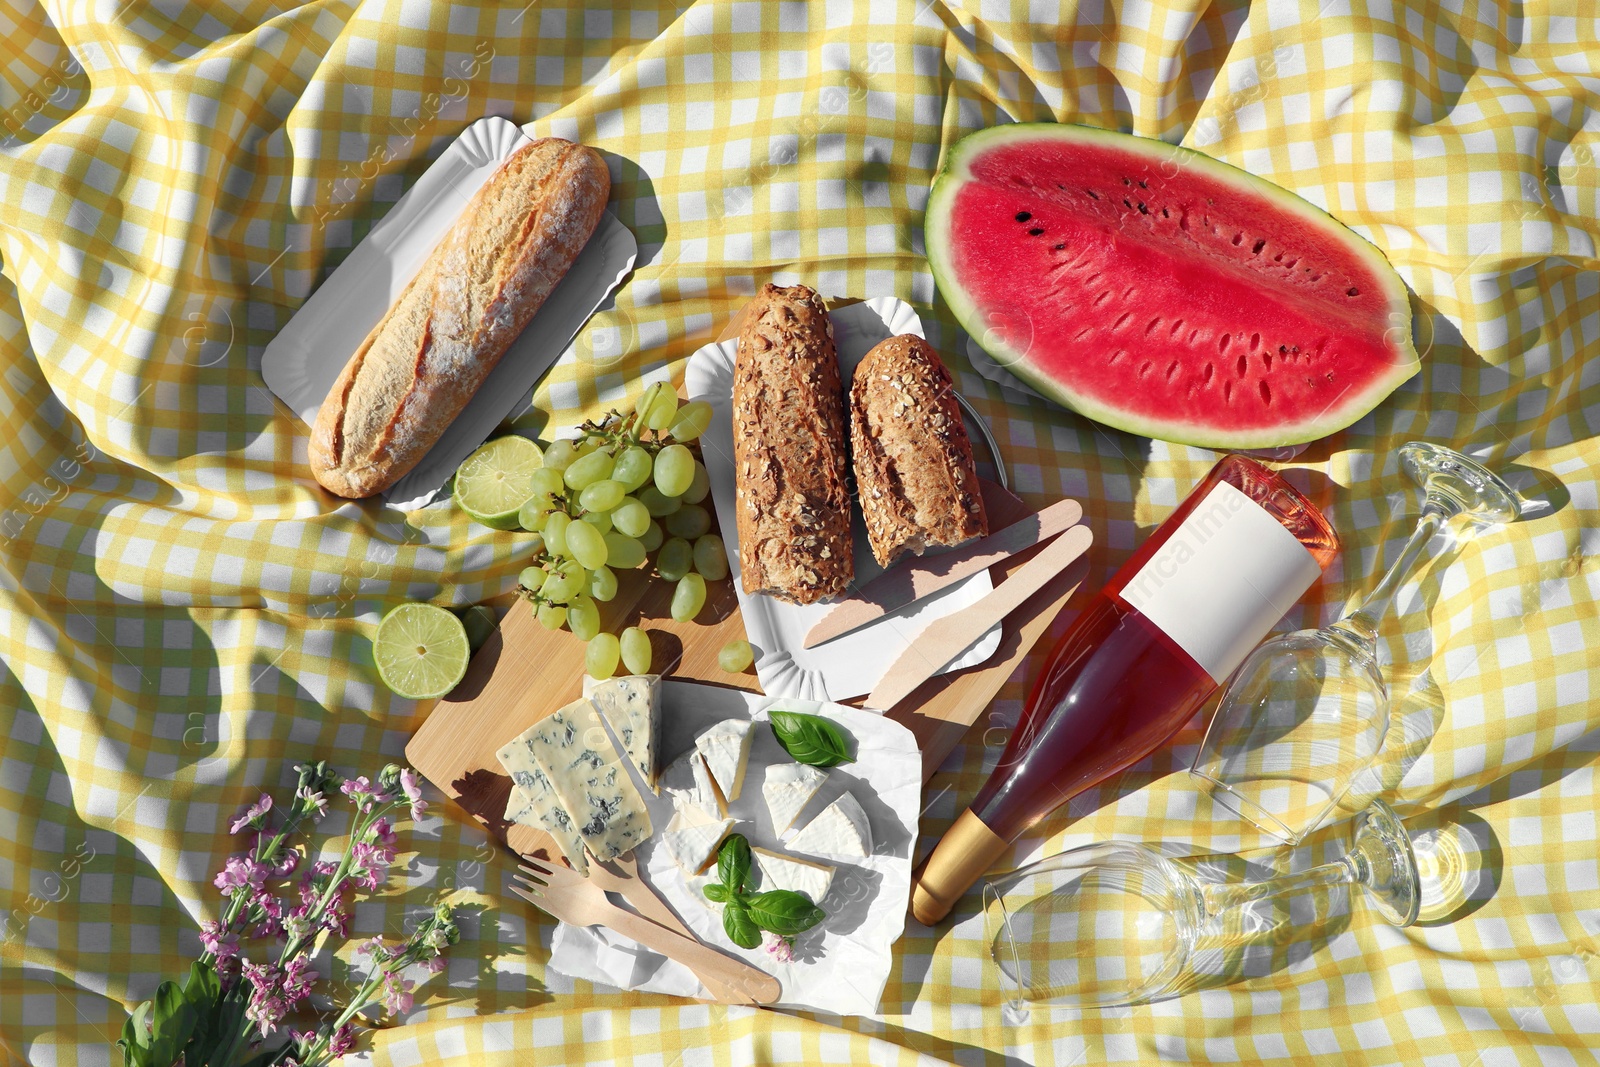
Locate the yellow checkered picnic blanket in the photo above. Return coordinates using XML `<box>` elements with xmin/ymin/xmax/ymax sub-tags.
<box><xmin>2</xmin><ymin>0</ymin><xmax>1598</xmax><ymax>1062</ymax></box>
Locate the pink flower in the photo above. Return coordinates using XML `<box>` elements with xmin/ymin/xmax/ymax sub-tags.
<box><xmin>199</xmin><ymin>920</ymin><xmax>238</xmax><ymax>960</ymax></box>
<box><xmin>328</xmin><ymin>1024</ymin><xmax>357</xmax><ymax>1058</ymax></box>
<box><xmin>214</xmin><ymin>856</ymin><xmax>268</xmax><ymax>897</ymax></box>
<box><xmin>423</xmin><ymin>955</ymin><xmax>448</xmax><ymax>975</ymax></box>
<box><xmin>368</xmin><ymin>818</ymin><xmax>397</xmax><ymax>846</ymax></box>
<box><xmin>268</xmin><ymin>847</ymin><xmax>300</xmax><ymax>878</ymax></box>
<box><xmin>761</xmin><ymin>931</ymin><xmax>795</xmax><ymax>964</ymax></box>
<box><xmin>380</xmin><ymin>971</ymin><xmax>414</xmax><ymax>1016</ymax></box>
<box><xmin>230</xmin><ymin>794</ymin><xmax>273</xmax><ymax>835</ymax></box>
<box><xmin>297</xmin><ymin>785</ymin><xmax>329</xmax><ymax>821</ymax></box>
<box><xmin>399</xmin><ymin>768</ymin><xmax>428</xmax><ymax>820</ymax></box>
<box><xmin>340</xmin><ymin>776</ymin><xmax>379</xmax><ymax>812</ymax></box>
<box><xmin>251</xmin><ymin>892</ymin><xmax>285</xmax><ymax>940</ymax></box>
<box><xmin>350</xmin><ymin>841</ymin><xmax>395</xmax><ymax>891</ymax></box>
<box><xmin>280</xmin><ymin>957</ymin><xmax>318</xmax><ymax>1004</ymax></box>
<box><xmin>357</xmin><ymin>936</ymin><xmax>390</xmax><ymax>960</ymax></box>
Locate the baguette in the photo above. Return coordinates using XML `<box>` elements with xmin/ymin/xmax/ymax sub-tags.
<box><xmin>309</xmin><ymin>138</ymin><xmax>610</xmax><ymax>498</ymax></box>
<box><xmin>732</xmin><ymin>283</ymin><xmax>853</xmax><ymax>604</ymax></box>
<box><xmin>849</xmin><ymin>334</ymin><xmax>988</xmax><ymax>568</ymax></box>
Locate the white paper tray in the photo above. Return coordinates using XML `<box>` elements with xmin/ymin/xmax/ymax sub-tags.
<box><xmin>262</xmin><ymin>115</ymin><xmax>638</xmax><ymax>510</ymax></box>
<box><xmin>684</xmin><ymin>297</ymin><xmax>1002</xmax><ymax>702</ymax></box>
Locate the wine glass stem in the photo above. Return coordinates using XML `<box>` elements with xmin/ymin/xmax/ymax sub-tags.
<box><xmin>1331</xmin><ymin>507</ymin><xmax>1446</xmax><ymax>646</ymax></box>
<box><xmin>1199</xmin><ymin>858</ymin><xmax>1357</xmax><ymax>919</ymax></box>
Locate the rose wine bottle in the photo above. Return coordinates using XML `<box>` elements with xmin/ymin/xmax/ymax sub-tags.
<box><xmin>911</xmin><ymin>455</ymin><xmax>1339</xmax><ymax>924</ymax></box>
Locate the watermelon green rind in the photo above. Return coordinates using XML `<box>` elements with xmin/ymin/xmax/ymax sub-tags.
<box><xmin>926</xmin><ymin>123</ymin><xmax>1420</xmax><ymax>450</ymax></box>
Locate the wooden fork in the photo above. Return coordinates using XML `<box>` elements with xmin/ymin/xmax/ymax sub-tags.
<box><xmin>512</xmin><ymin>860</ymin><xmax>782</xmax><ymax>1006</ymax></box>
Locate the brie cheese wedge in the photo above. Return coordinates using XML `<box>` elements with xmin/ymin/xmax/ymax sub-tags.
<box><xmin>762</xmin><ymin>762</ymin><xmax>828</xmax><ymax>834</ymax></box>
<box><xmin>696</xmin><ymin>718</ymin><xmax>754</xmax><ymax>806</ymax></box>
<box><xmin>660</xmin><ymin>747</ymin><xmax>725</xmax><ymax>819</ymax></box>
<box><xmin>659</xmin><ymin>806</ymin><xmax>736</xmax><ymax>877</ymax></box>
<box><xmin>786</xmin><ymin>791</ymin><xmax>872</xmax><ymax>859</ymax></box>
<box><xmin>753</xmin><ymin>846</ymin><xmax>835</xmax><ymax>903</ymax></box>
<box><xmin>587</xmin><ymin>674</ymin><xmax>662</xmax><ymax>792</ymax></box>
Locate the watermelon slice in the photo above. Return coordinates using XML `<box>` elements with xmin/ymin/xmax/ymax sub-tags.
<box><xmin>926</xmin><ymin>124</ymin><xmax>1419</xmax><ymax>449</ymax></box>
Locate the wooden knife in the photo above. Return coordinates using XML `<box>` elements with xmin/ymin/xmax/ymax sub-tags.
<box><xmin>864</xmin><ymin>524</ymin><xmax>1094</xmax><ymax>711</ymax></box>
<box><xmin>804</xmin><ymin>498</ymin><xmax>1084</xmax><ymax>648</ymax></box>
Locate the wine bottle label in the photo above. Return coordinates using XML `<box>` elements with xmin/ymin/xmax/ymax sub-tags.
<box><xmin>1120</xmin><ymin>480</ymin><xmax>1321</xmax><ymax>682</ymax></box>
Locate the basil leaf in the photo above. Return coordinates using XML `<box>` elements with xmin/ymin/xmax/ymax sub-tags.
<box><xmin>717</xmin><ymin>834</ymin><xmax>752</xmax><ymax>896</ymax></box>
<box><xmin>746</xmin><ymin>890</ymin><xmax>827</xmax><ymax>937</ymax></box>
<box><xmin>702</xmin><ymin>882</ymin><xmax>731</xmax><ymax>904</ymax></box>
<box><xmin>723</xmin><ymin>900</ymin><xmax>762</xmax><ymax>949</ymax></box>
<box><xmin>768</xmin><ymin>711</ymin><xmax>853</xmax><ymax>767</ymax></box>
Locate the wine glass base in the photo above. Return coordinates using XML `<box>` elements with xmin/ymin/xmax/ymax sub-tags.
<box><xmin>1399</xmin><ymin>442</ymin><xmax>1520</xmax><ymax>526</ymax></box>
<box><xmin>1351</xmin><ymin>800</ymin><xmax>1421</xmax><ymax>927</ymax></box>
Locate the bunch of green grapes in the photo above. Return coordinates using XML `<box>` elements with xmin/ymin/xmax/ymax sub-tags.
<box><xmin>510</xmin><ymin>383</ymin><xmax>731</xmax><ymax>679</ymax></box>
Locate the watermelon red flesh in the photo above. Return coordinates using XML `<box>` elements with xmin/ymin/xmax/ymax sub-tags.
<box><xmin>928</xmin><ymin>125</ymin><xmax>1419</xmax><ymax>449</ymax></box>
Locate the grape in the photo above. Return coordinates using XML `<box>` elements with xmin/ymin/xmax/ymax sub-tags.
<box><xmin>543</xmin><ymin>439</ymin><xmax>578</xmax><ymax>472</ymax></box>
<box><xmin>576</xmin><ymin>437</ymin><xmax>604</xmax><ymax>456</ymax></box>
<box><xmin>566</xmin><ymin>519</ymin><xmax>609</xmax><ymax>570</ymax></box>
<box><xmin>654</xmin><ymin>444</ymin><xmax>696</xmax><ymax>497</ymax></box>
<box><xmin>671</xmin><ymin>572</ymin><xmax>707</xmax><ymax>622</ymax></box>
<box><xmin>603</xmin><ymin>532</ymin><xmax>646</xmax><ymax>570</ymax></box>
<box><xmin>693</xmin><ymin>534</ymin><xmax>729</xmax><ymax>581</ymax></box>
<box><xmin>587</xmin><ymin>565</ymin><xmax>618</xmax><ymax>602</ymax></box>
<box><xmin>718</xmin><ymin>639</ymin><xmax>753</xmax><ymax>673</ymax></box>
<box><xmin>619</xmin><ymin>626</ymin><xmax>652</xmax><ymax>674</ymax></box>
<box><xmin>530</xmin><ymin>468</ymin><xmax>566</xmax><ymax>497</ymax></box>
<box><xmin>665</xmin><ymin>504</ymin><xmax>711</xmax><ymax>540</ymax></box>
<box><xmin>612</xmin><ymin>446</ymin><xmax>654</xmax><ymax>491</ymax></box>
<box><xmin>638</xmin><ymin>486</ymin><xmax>682</xmax><ymax>518</ymax></box>
<box><xmin>579</xmin><ymin>479</ymin><xmax>625</xmax><ymax>513</ymax></box>
<box><xmin>667</xmin><ymin>401</ymin><xmax>712</xmax><ymax>442</ymax></box>
<box><xmin>639</xmin><ymin>382</ymin><xmax>679</xmax><ymax>431</ymax></box>
<box><xmin>518</xmin><ymin>493</ymin><xmax>559</xmax><ymax>532</ymax></box>
<box><xmin>612</xmin><ymin>498</ymin><xmax>650</xmax><ymax>538</ymax></box>
<box><xmin>543</xmin><ymin>512</ymin><xmax>571</xmax><ymax>557</ymax></box>
<box><xmin>657</xmin><ymin>537</ymin><xmax>693</xmax><ymax>581</ymax></box>
<box><xmin>639</xmin><ymin>521</ymin><xmax>664</xmax><ymax>552</ymax></box>
<box><xmin>541</xmin><ymin>560</ymin><xmax>585</xmax><ymax>603</ymax></box>
<box><xmin>536</xmin><ymin>602</ymin><xmax>568</xmax><ymax>630</ymax></box>
<box><xmin>519</xmin><ymin>566</ymin><xmax>548</xmax><ymax>595</ymax></box>
<box><xmin>683</xmin><ymin>461</ymin><xmax>711</xmax><ymax>505</ymax></box>
<box><xmin>564</xmin><ymin>449</ymin><xmax>615</xmax><ymax>491</ymax></box>
<box><xmin>585</xmin><ymin>632</ymin><xmax>621</xmax><ymax>680</ymax></box>
<box><xmin>580</xmin><ymin>508</ymin><xmax>613</xmax><ymax>534</ymax></box>
<box><xmin>567</xmin><ymin>594</ymin><xmax>601</xmax><ymax>641</ymax></box>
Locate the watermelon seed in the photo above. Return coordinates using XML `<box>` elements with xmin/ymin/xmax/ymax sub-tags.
<box><xmin>1122</xmin><ymin>177</ymin><xmax>1132</xmax><ymax>186</ymax></box>
<box><xmin>1093</xmin><ymin>290</ymin><xmax>1114</xmax><ymax>307</ymax></box>
<box><xmin>1189</xmin><ymin>329</ymin><xmax>1199</xmax><ymax>344</ymax></box>
<box><xmin>1218</xmin><ymin>333</ymin><xmax>1231</xmax><ymax>353</ymax></box>
<box><xmin>1015</xmin><ymin>211</ymin><xmax>1032</xmax><ymax>222</ymax></box>
<box><xmin>1123</xmin><ymin>198</ymin><xmax>1134</xmax><ymax>209</ymax></box>
<box><xmin>1166</xmin><ymin>361</ymin><xmax>1180</xmax><ymax>382</ymax></box>
<box><xmin>1285</xmin><ymin>257</ymin><xmax>1300</xmax><ymax>269</ymax></box>
<box><xmin>1086</xmin><ymin>189</ymin><xmax>1101</xmax><ymax>199</ymax></box>
<box><xmin>1145</xmin><ymin>317</ymin><xmax>1162</xmax><ymax>335</ymax></box>
<box><xmin>1169</xmin><ymin>319</ymin><xmax>1184</xmax><ymax>338</ymax></box>
<box><xmin>1250</xmin><ymin>332</ymin><xmax>1261</xmax><ymax>350</ymax></box>
<box><xmin>1137</xmin><ymin>202</ymin><xmax>1148</xmax><ymax>214</ymax></box>
<box><xmin>1273</xmin><ymin>252</ymin><xmax>1284</xmax><ymax>262</ymax></box>
<box><xmin>1138</xmin><ymin>180</ymin><xmax>1149</xmax><ymax>189</ymax></box>
<box><xmin>1138</xmin><ymin>361</ymin><xmax>1152</xmax><ymax>378</ymax></box>
<box><xmin>1252</xmin><ymin>239</ymin><xmax>1267</xmax><ymax>254</ymax></box>
<box><xmin>1264</xmin><ymin>352</ymin><xmax>1274</xmax><ymax>370</ymax></box>
<box><xmin>1236</xmin><ymin>353</ymin><xmax>1248</xmax><ymax>378</ymax></box>
<box><xmin>1028</xmin><ymin>227</ymin><xmax>1044</xmax><ymax>236</ymax></box>
<box><xmin>1075</xmin><ymin>327</ymin><xmax>1094</xmax><ymax>342</ymax></box>
<box><xmin>1231</xmin><ymin>232</ymin><xmax>1243</xmax><ymax>246</ymax></box>
<box><xmin>1114</xmin><ymin>312</ymin><xmax>1132</xmax><ymax>330</ymax></box>
<box><xmin>1203</xmin><ymin>363</ymin><xmax>1215</xmax><ymax>384</ymax></box>
<box><xmin>1260</xmin><ymin>381</ymin><xmax>1272</xmax><ymax>405</ymax></box>
<box><xmin>1347</xmin><ymin>287</ymin><xmax>1360</xmax><ymax>296</ymax></box>
<box><xmin>1053</xmin><ymin>243</ymin><xmax>1065</xmax><ymax>250</ymax></box>
<box><xmin>1161</xmin><ymin>207</ymin><xmax>1170</xmax><ymax>218</ymax></box>
<box><xmin>1224</xmin><ymin>382</ymin><xmax>1235</xmax><ymax>403</ymax></box>
<box><xmin>1110</xmin><ymin>349</ymin><xmax>1126</xmax><ymax>363</ymax></box>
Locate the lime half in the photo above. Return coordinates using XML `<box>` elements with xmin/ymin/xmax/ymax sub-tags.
<box><xmin>374</xmin><ymin>603</ymin><xmax>471</xmax><ymax>700</ymax></box>
<box><xmin>453</xmin><ymin>436</ymin><xmax>544</xmax><ymax>530</ymax></box>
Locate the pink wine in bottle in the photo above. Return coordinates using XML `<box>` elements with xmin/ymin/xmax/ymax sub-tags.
<box><xmin>911</xmin><ymin>455</ymin><xmax>1339</xmax><ymax>924</ymax></box>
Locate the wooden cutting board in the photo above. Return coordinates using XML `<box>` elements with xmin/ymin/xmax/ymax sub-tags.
<box><xmin>405</xmin><ymin>303</ymin><xmax>1091</xmax><ymax>870</ymax></box>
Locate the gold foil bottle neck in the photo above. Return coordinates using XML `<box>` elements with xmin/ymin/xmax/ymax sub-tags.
<box><xmin>909</xmin><ymin>808</ymin><xmax>1010</xmax><ymax>925</ymax></box>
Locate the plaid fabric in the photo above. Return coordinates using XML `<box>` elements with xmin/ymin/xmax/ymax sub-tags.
<box><xmin>3</xmin><ymin>0</ymin><xmax>1599</xmax><ymax>1063</ymax></box>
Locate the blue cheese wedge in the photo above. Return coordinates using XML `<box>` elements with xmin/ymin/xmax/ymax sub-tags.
<box><xmin>696</xmin><ymin>719</ymin><xmax>754</xmax><ymax>806</ymax></box>
<box><xmin>502</xmin><ymin>781</ymin><xmax>588</xmax><ymax>876</ymax></box>
<box><xmin>496</xmin><ymin>698</ymin><xmax>652</xmax><ymax>864</ymax></box>
<box><xmin>659</xmin><ymin>805</ymin><xmax>736</xmax><ymax>877</ymax></box>
<box><xmin>660</xmin><ymin>748</ymin><xmax>724</xmax><ymax>819</ymax></box>
<box><xmin>585</xmin><ymin>674</ymin><xmax>661</xmax><ymax>792</ymax></box>
<box><xmin>753</xmin><ymin>846</ymin><xmax>834</xmax><ymax>903</ymax></box>
<box><xmin>762</xmin><ymin>762</ymin><xmax>828</xmax><ymax>834</ymax></box>
<box><xmin>786</xmin><ymin>791</ymin><xmax>872</xmax><ymax>859</ymax></box>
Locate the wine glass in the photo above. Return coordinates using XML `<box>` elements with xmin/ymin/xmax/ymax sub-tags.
<box><xmin>982</xmin><ymin>799</ymin><xmax>1419</xmax><ymax>1010</ymax></box>
<box><xmin>1190</xmin><ymin>443</ymin><xmax>1519</xmax><ymax>845</ymax></box>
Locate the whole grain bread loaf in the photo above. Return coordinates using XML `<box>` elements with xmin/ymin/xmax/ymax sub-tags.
<box><xmin>849</xmin><ymin>334</ymin><xmax>988</xmax><ymax>568</ymax></box>
<box><xmin>309</xmin><ymin>138</ymin><xmax>610</xmax><ymax>498</ymax></box>
<box><xmin>732</xmin><ymin>283</ymin><xmax>853</xmax><ymax>604</ymax></box>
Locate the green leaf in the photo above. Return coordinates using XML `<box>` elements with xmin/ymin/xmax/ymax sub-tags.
<box><xmin>702</xmin><ymin>882</ymin><xmax>731</xmax><ymax>904</ymax></box>
<box><xmin>147</xmin><ymin>981</ymin><xmax>195</xmax><ymax>1067</ymax></box>
<box><xmin>182</xmin><ymin>959</ymin><xmax>220</xmax><ymax>1007</ymax></box>
<box><xmin>117</xmin><ymin>1009</ymin><xmax>150</xmax><ymax>1067</ymax></box>
<box><xmin>768</xmin><ymin>711</ymin><xmax>853</xmax><ymax>767</ymax></box>
<box><xmin>716</xmin><ymin>834</ymin><xmax>751</xmax><ymax>896</ymax></box>
<box><xmin>722</xmin><ymin>899</ymin><xmax>762</xmax><ymax>949</ymax></box>
<box><xmin>746</xmin><ymin>889</ymin><xmax>827</xmax><ymax>937</ymax></box>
